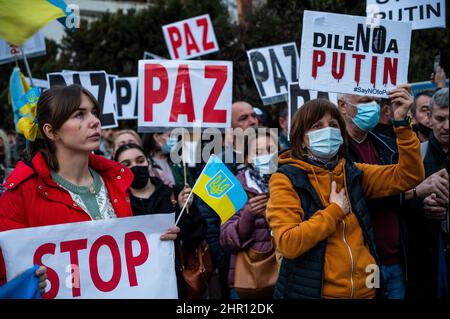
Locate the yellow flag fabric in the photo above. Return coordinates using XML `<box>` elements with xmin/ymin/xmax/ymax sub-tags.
<box><xmin>192</xmin><ymin>155</ymin><xmax>248</xmax><ymax>224</ymax></box>
<box><xmin>0</xmin><ymin>0</ymin><xmax>65</xmax><ymax>45</ymax></box>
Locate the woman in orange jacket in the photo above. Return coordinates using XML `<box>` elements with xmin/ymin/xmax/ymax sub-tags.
<box><xmin>267</xmin><ymin>96</ymin><xmax>425</xmax><ymax>299</ymax></box>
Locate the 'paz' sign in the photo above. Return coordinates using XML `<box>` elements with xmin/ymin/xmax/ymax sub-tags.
<box><xmin>114</xmin><ymin>77</ymin><xmax>138</xmax><ymax>120</ymax></box>
<box><xmin>247</xmin><ymin>42</ymin><xmax>299</xmax><ymax>105</ymax></box>
<box><xmin>299</xmin><ymin>10</ymin><xmax>411</xmax><ymax>98</ymax></box>
<box><xmin>138</xmin><ymin>60</ymin><xmax>232</xmax><ymax>131</ymax></box>
<box><xmin>162</xmin><ymin>14</ymin><xmax>219</xmax><ymax>60</ymax></box>
<box><xmin>288</xmin><ymin>83</ymin><xmax>338</xmax><ymax>137</ymax></box>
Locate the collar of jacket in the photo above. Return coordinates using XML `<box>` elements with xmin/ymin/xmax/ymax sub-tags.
<box><xmin>429</xmin><ymin>134</ymin><xmax>448</xmax><ymax>156</ymax></box>
<box><xmin>4</xmin><ymin>152</ymin><xmax>133</xmax><ymax>193</ymax></box>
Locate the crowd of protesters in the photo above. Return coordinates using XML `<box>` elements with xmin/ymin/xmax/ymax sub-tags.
<box><xmin>0</xmin><ymin>63</ymin><xmax>448</xmax><ymax>300</ymax></box>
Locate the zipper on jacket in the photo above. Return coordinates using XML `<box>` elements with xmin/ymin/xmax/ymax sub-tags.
<box><xmin>341</xmin><ymin>220</ymin><xmax>355</xmax><ymax>299</ymax></box>
<box><xmin>369</xmin><ymin>131</ymin><xmax>396</xmax><ymax>164</ymax></box>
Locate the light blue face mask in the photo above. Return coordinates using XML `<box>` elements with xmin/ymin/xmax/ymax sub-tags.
<box><xmin>253</xmin><ymin>153</ymin><xmax>276</xmax><ymax>175</ymax></box>
<box><xmin>161</xmin><ymin>137</ymin><xmax>178</xmax><ymax>154</ymax></box>
<box><xmin>352</xmin><ymin>101</ymin><xmax>381</xmax><ymax>132</ymax></box>
<box><xmin>307</xmin><ymin>127</ymin><xmax>343</xmax><ymax>160</ymax></box>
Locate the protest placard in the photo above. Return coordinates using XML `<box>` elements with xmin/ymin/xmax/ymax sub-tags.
<box><xmin>25</xmin><ymin>77</ymin><xmax>49</xmax><ymax>90</ymax></box>
<box><xmin>299</xmin><ymin>10</ymin><xmax>411</xmax><ymax>98</ymax></box>
<box><xmin>47</xmin><ymin>71</ymin><xmax>118</xmax><ymax>128</ymax></box>
<box><xmin>288</xmin><ymin>82</ymin><xmax>338</xmax><ymax>137</ymax></box>
<box><xmin>138</xmin><ymin>59</ymin><xmax>232</xmax><ymax>131</ymax></box>
<box><xmin>0</xmin><ymin>214</ymin><xmax>177</xmax><ymax>299</ymax></box>
<box><xmin>247</xmin><ymin>42</ymin><xmax>299</xmax><ymax>105</ymax></box>
<box><xmin>143</xmin><ymin>51</ymin><xmax>166</xmax><ymax>60</ymax></box>
<box><xmin>0</xmin><ymin>32</ymin><xmax>46</xmax><ymax>65</ymax></box>
<box><xmin>114</xmin><ymin>77</ymin><xmax>138</xmax><ymax>120</ymax></box>
<box><xmin>411</xmin><ymin>79</ymin><xmax>449</xmax><ymax>96</ymax></box>
<box><xmin>162</xmin><ymin>14</ymin><xmax>219</xmax><ymax>60</ymax></box>
<box><xmin>366</xmin><ymin>0</ymin><xmax>446</xmax><ymax>30</ymax></box>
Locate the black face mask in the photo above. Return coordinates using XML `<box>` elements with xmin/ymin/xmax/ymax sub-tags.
<box><xmin>130</xmin><ymin>166</ymin><xmax>150</xmax><ymax>189</ymax></box>
<box><xmin>415</xmin><ymin>122</ymin><xmax>432</xmax><ymax>137</ymax></box>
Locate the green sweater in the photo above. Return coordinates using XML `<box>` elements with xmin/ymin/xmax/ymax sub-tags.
<box><xmin>51</xmin><ymin>168</ymin><xmax>115</xmax><ymax>220</ymax></box>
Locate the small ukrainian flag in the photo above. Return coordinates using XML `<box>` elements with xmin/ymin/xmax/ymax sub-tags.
<box><xmin>193</xmin><ymin>155</ymin><xmax>248</xmax><ymax>224</ymax></box>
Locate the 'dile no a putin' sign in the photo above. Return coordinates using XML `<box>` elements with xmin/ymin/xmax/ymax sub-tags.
<box><xmin>298</xmin><ymin>10</ymin><xmax>411</xmax><ymax>98</ymax></box>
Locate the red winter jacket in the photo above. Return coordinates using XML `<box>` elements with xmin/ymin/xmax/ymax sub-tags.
<box><xmin>0</xmin><ymin>152</ymin><xmax>134</xmax><ymax>284</ymax></box>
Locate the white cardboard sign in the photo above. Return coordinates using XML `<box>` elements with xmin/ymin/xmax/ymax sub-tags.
<box><xmin>0</xmin><ymin>214</ymin><xmax>177</xmax><ymax>299</ymax></box>
<box><xmin>299</xmin><ymin>10</ymin><xmax>412</xmax><ymax>98</ymax></box>
<box><xmin>143</xmin><ymin>51</ymin><xmax>166</xmax><ymax>60</ymax></box>
<box><xmin>25</xmin><ymin>77</ymin><xmax>49</xmax><ymax>90</ymax></box>
<box><xmin>366</xmin><ymin>0</ymin><xmax>446</xmax><ymax>30</ymax></box>
<box><xmin>0</xmin><ymin>32</ymin><xmax>46</xmax><ymax>65</ymax></box>
<box><xmin>47</xmin><ymin>71</ymin><xmax>118</xmax><ymax>128</ymax></box>
<box><xmin>114</xmin><ymin>77</ymin><xmax>138</xmax><ymax>120</ymax></box>
<box><xmin>247</xmin><ymin>42</ymin><xmax>299</xmax><ymax>105</ymax></box>
<box><xmin>138</xmin><ymin>59</ymin><xmax>232</xmax><ymax>131</ymax></box>
<box><xmin>162</xmin><ymin>14</ymin><xmax>219</xmax><ymax>60</ymax></box>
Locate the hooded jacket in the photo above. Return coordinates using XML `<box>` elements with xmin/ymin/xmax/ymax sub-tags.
<box><xmin>266</xmin><ymin>126</ymin><xmax>424</xmax><ymax>298</ymax></box>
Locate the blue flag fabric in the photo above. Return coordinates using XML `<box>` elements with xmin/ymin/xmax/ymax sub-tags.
<box><xmin>0</xmin><ymin>265</ymin><xmax>41</xmax><ymax>299</ymax></box>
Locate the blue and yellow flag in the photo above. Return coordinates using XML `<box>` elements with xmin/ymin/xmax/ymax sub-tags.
<box><xmin>17</xmin><ymin>87</ymin><xmax>42</xmax><ymax>142</ymax></box>
<box><xmin>8</xmin><ymin>67</ymin><xmax>31</xmax><ymax>131</ymax></box>
<box><xmin>193</xmin><ymin>155</ymin><xmax>248</xmax><ymax>224</ymax></box>
<box><xmin>0</xmin><ymin>0</ymin><xmax>71</xmax><ymax>46</ymax></box>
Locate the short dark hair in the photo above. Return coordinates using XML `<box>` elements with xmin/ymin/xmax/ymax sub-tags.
<box><xmin>290</xmin><ymin>98</ymin><xmax>347</xmax><ymax>159</ymax></box>
<box><xmin>114</xmin><ymin>143</ymin><xmax>146</xmax><ymax>162</ymax></box>
<box><xmin>412</xmin><ymin>89</ymin><xmax>434</xmax><ymax>116</ymax></box>
<box><xmin>279</xmin><ymin>105</ymin><xmax>288</xmax><ymax>119</ymax></box>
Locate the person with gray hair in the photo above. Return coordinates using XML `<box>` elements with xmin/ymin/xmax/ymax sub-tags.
<box><xmin>402</xmin><ymin>87</ymin><xmax>448</xmax><ymax>299</ymax></box>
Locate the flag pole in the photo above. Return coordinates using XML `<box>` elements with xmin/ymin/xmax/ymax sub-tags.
<box><xmin>175</xmin><ymin>189</ymin><xmax>193</xmax><ymax>226</ymax></box>
<box><xmin>20</xmin><ymin>46</ymin><xmax>34</xmax><ymax>86</ymax></box>
<box><xmin>174</xmin><ymin>154</ymin><xmax>213</xmax><ymax>226</ymax></box>
<box><xmin>182</xmin><ymin>132</ymin><xmax>190</xmax><ymax>215</ymax></box>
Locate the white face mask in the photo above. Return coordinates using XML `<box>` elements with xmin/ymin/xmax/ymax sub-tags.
<box><xmin>253</xmin><ymin>153</ymin><xmax>276</xmax><ymax>175</ymax></box>
<box><xmin>307</xmin><ymin>127</ymin><xmax>343</xmax><ymax>159</ymax></box>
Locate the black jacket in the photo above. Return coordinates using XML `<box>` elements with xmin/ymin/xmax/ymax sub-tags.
<box><xmin>404</xmin><ymin>135</ymin><xmax>449</xmax><ymax>299</ymax></box>
<box><xmin>129</xmin><ymin>176</ymin><xmax>207</xmax><ymax>298</ymax></box>
<box><xmin>195</xmin><ymin>148</ymin><xmax>243</xmax><ymax>298</ymax></box>
<box><xmin>347</xmin><ymin>127</ymin><xmax>410</xmax><ymax>284</ymax></box>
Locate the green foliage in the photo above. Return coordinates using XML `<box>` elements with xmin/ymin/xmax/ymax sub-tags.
<box><xmin>0</xmin><ymin>0</ymin><xmax>448</xmax><ymax>130</ymax></box>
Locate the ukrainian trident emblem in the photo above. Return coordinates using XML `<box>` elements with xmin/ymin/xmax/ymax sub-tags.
<box><xmin>206</xmin><ymin>170</ymin><xmax>234</xmax><ymax>199</ymax></box>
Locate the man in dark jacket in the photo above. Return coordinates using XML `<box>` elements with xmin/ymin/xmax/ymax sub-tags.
<box><xmin>403</xmin><ymin>88</ymin><xmax>449</xmax><ymax>299</ymax></box>
<box><xmin>196</xmin><ymin>101</ymin><xmax>258</xmax><ymax>298</ymax></box>
<box><xmin>338</xmin><ymin>85</ymin><xmax>415</xmax><ymax>299</ymax></box>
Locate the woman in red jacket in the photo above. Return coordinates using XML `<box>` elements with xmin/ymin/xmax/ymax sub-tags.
<box><xmin>0</xmin><ymin>84</ymin><xmax>178</xmax><ymax>286</ymax></box>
